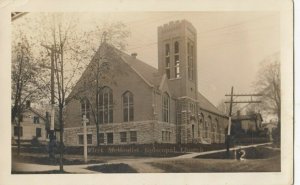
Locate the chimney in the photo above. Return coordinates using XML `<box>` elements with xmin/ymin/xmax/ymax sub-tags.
<box><xmin>26</xmin><ymin>100</ymin><xmax>31</xmax><ymax>108</ymax></box>
<box><xmin>131</xmin><ymin>53</ymin><xmax>137</xmax><ymax>59</ymax></box>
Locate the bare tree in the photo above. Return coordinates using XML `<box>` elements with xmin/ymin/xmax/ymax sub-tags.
<box><xmin>36</xmin><ymin>13</ymin><xmax>88</xmax><ymax>172</ymax></box>
<box><xmin>254</xmin><ymin>52</ymin><xmax>280</xmax><ymax>139</ymax></box>
<box><xmin>37</xmin><ymin>13</ymin><xmax>129</xmax><ymax>171</ymax></box>
<box><xmin>13</xmin><ymin>13</ymin><xmax>130</xmax><ymax>170</ymax></box>
<box><xmin>68</xmin><ymin>22</ymin><xmax>130</xmax><ymax>146</ymax></box>
<box><xmin>217</xmin><ymin>98</ymin><xmax>240</xmax><ymax>116</ymax></box>
<box><xmin>11</xmin><ymin>31</ymin><xmax>49</xmax><ymax>155</ymax></box>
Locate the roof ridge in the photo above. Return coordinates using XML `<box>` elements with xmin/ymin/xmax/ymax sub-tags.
<box><xmin>28</xmin><ymin>107</ymin><xmax>46</xmax><ymax>120</ymax></box>
<box><xmin>112</xmin><ymin>46</ymin><xmax>158</xmax><ymax>72</ymax></box>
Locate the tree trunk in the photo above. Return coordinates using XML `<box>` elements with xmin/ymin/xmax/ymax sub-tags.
<box><xmin>59</xmin><ymin>104</ymin><xmax>64</xmax><ymax>172</ymax></box>
<box><xmin>17</xmin><ymin>108</ymin><xmax>21</xmax><ymax>156</ymax></box>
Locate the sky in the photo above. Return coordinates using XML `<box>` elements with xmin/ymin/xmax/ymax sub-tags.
<box><xmin>80</xmin><ymin>12</ymin><xmax>280</xmax><ymax>106</ymax></box>
<box><xmin>13</xmin><ymin>11</ymin><xmax>280</xmax><ymax>108</ymax></box>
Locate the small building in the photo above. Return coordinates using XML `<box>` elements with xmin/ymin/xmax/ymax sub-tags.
<box><xmin>231</xmin><ymin>112</ymin><xmax>263</xmax><ymax>136</ymax></box>
<box><xmin>12</xmin><ymin>102</ymin><xmax>47</xmax><ymax>143</ymax></box>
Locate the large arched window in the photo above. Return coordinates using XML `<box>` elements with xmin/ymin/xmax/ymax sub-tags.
<box><xmin>123</xmin><ymin>91</ymin><xmax>134</xmax><ymax>122</ymax></box>
<box><xmin>162</xmin><ymin>92</ymin><xmax>170</xmax><ymax>122</ymax></box>
<box><xmin>174</xmin><ymin>41</ymin><xmax>180</xmax><ymax>78</ymax></box>
<box><xmin>98</xmin><ymin>87</ymin><xmax>113</xmax><ymax>124</ymax></box>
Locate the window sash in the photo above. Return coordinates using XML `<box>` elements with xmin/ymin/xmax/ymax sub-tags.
<box><xmin>123</xmin><ymin>92</ymin><xmax>134</xmax><ymax>122</ymax></box>
<box><xmin>14</xmin><ymin>126</ymin><xmax>23</xmax><ymax>137</ymax></box>
<box><xmin>99</xmin><ymin>133</ymin><xmax>104</xmax><ymax>143</ymax></box>
<box><xmin>162</xmin><ymin>94</ymin><xmax>169</xmax><ymax>122</ymax></box>
<box><xmin>98</xmin><ymin>87</ymin><xmax>113</xmax><ymax>124</ymax></box>
<box><xmin>130</xmin><ymin>131</ymin><xmax>137</xmax><ymax>142</ymax></box>
<box><xmin>36</xmin><ymin>128</ymin><xmax>41</xmax><ymax>137</ymax></box>
<box><xmin>107</xmin><ymin>133</ymin><xmax>113</xmax><ymax>144</ymax></box>
<box><xmin>87</xmin><ymin>134</ymin><xmax>92</xmax><ymax>144</ymax></box>
<box><xmin>120</xmin><ymin>132</ymin><xmax>127</xmax><ymax>142</ymax></box>
<box><xmin>78</xmin><ymin>134</ymin><xmax>92</xmax><ymax>145</ymax></box>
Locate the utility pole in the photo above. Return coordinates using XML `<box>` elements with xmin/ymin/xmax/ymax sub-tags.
<box><xmin>224</xmin><ymin>87</ymin><xmax>262</xmax><ymax>158</ymax></box>
<box><xmin>41</xmin><ymin>44</ymin><xmax>61</xmax><ymax>158</ymax></box>
<box><xmin>83</xmin><ymin>100</ymin><xmax>89</xmax><ymax>163</ymax></box>
<box><xmin>226</xmin><ymin>86</ymin><xmax>234</xmax><ymax>157</ymax></box>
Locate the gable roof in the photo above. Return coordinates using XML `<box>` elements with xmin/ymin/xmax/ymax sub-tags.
<box><xmin>118</xmin><ymin>48</ymin><xmax>224</xmax><ymax>117</ymax></box>
<box><xmin>27</xmin><ymin>107</ymin><xmax>46</xmax><ymax>121</ymax></box>
<box><xmin>68</xmin><ymin>43</ymin><xmax>226</xmax><ymax>118</ymax></box>
<box><xmin>197</xmin><ymin>92</ymin><xmax>225</xmax><ymax>116</ymax></box>
<box><xmin>119</xmin><ymin>50</ymin><xmax>159</xmax><ymax>87</ymax></box>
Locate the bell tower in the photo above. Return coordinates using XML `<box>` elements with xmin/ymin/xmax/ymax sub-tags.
<box><xmin>157</xmin><ymin>20</ymin><xmax>197</xmax><ymax>99</ymax></box>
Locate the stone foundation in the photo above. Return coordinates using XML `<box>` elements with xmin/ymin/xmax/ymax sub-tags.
<box><xmin>64</xmin><ymin>120</ymin><xmax>176</xmax><ymax>146</ymax></box>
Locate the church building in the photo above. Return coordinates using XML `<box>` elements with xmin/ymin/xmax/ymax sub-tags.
<box><xmin>64</xmin><ymin>20</ymin><xmax>228</xmax><ymax>146</ymax></box>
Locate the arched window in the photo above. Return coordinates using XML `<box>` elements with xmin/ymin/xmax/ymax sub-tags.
<box><xmin>214</xmin><ymin>118</ymin><xmax>218</xmax><ymax>131</ymax></box>
<box><xmin>174</xmin><ymin>41</ymin><xmax>179</xmax><ymax>54</ymax></box>
<box><xmin>123</xmin><ymin>91</ymin><xmax>134</xmax><ymax>122</ymax></box>
<box><xmin>81</xmin><ymin>98</ymin><xmax>90</xmax><ymax>125</ymax></box>
<box><xmin>207</xmin><ymin>116</ymin><xmax>212</xmax><ymax>138</ymax></box>
<box><xmin>98</xmin><ymin>87</ymin><xmax>113</xmax><ymax>124</ymax></box>
<box><xmin>198</xmin><ymin>113</ymin><xmax>204</xmax><ymax>137</ymax></box>
<box><xmin>165</xmin><ymin>44</ymin><xmax>170</xmax><ymax>79</ymax></box>
<box><xmin>162</xmin><ymin>92</ymin><xmax>170</xmax><ymax>123</ymax></box>
<box><xmin>174</xmin><ymin>41</ymin><xmax>180</xmax><ymax>78</ymax></box>
<box><xmin>187</xmin><ymin>42</ymin><xmax>194</xmax><ymax>81</ymax></box>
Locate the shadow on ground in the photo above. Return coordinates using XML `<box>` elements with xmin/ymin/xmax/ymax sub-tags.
<box><xmin>86</xmin><ymin>163</ymin><xmax>137</xmax><ymax>173</ymax></box>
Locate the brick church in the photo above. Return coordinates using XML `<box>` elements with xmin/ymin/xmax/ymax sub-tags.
<box><xmin>64</xmin><ymin>20</ymin><xmax>228</xmax><ymax>146</ymax></box>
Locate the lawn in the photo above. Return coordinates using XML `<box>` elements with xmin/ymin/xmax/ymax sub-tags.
<box><xmin>12</xmin><ymin>154</ymin><xmax>107</xmax><ymax>165</ymax></box>
<box><xmin>149</xmin><ymin>155</ymin><xmax>280</xmax><ymax>172</ymax></box>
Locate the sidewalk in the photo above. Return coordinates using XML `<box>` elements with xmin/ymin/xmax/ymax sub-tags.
<box><xmin>12</xmin><ymin>142</ymin><xmax>272</xmax><ymax>173</ymax></box>
<box><xmin>12</xmin><ymin>162</ymin><xmax>99</xmax><ymax>173</ymax></box>
<box><xmin>173</xmin><ymin>142</ymin><xmax>272</xmax><ymax>159</ymax></box>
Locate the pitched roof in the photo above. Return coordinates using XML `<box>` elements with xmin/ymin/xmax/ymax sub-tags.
<box><xmin>119</xmin><ymin>51</ymin><xmax>159</xmax><ymax>87</ymax></box>
<box><xmin>118</xmin><ymin>48</ymin><xmax>224</xmax><ymax>116</ymax></box>
<box><xmin>197</xmin><ymin>92</ymin><xmax>224</xmax><ymax>116</ymax></box>
<box><xmin>70</xmin><ymin>43</ymin><xmax>225</xmax><ymax>117</ymax></box>
<box><xmin>27</xmin><ymin>107</ymin><xmax>46</xmax><ymax>121</ymax></box>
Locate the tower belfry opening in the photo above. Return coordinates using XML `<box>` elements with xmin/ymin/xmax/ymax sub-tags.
<box><xmin>157</xmin><ymin>20</ymin><xmax>198</xmax><ymax>99</ymax></box>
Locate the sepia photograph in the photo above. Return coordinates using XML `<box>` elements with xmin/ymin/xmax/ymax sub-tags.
<box><xmin>0</xmin><ymin>0</ymin><xmax>294</xmax><ymax>185</ymax></box>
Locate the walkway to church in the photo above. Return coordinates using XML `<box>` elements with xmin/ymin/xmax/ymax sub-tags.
<box><xmin>12</xmin><ymin>142</ymin><xmax>271</xmax><ymax>173</ymax></box>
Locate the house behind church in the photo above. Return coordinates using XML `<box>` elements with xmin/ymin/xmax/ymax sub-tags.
<box><xmin>11</xmin><ymin>101</ymin><xmax>47</xmax><ymax>144</ymax></box>
<box><xmin>64</xmin><ymin>20</ymin><xmax>228</xmax><ymax>146</ymax></box>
